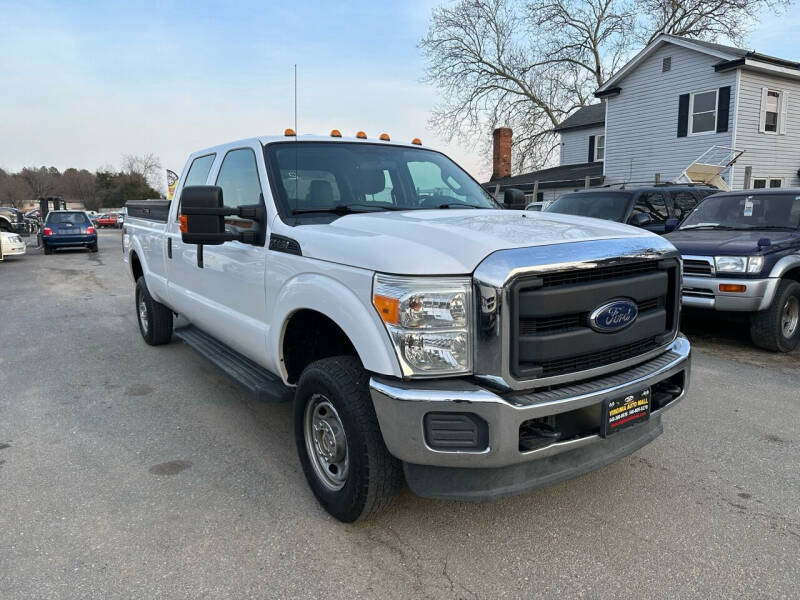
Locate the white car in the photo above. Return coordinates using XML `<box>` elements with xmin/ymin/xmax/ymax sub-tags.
<box><xmin>0</xmin><ymin>231</ymin><xmax>26</xmax><ymax>258</ymax></box>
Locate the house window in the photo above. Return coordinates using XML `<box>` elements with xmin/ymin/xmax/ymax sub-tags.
<box><xmin>662</xmin><ymin>57</ymin><xmax>671</xmax><ymax>72</ymax></box>
<box><xmin>594</xmin><ymin>135</ymin><xmax>605</xmax><ymax>161</ymax></box>
<box><xmin>752</xmin><ymin>177</ymin><xmax>783</xmax><ymax>189</ymax></box>
<box><xmin>689</xmin><ymin>90</ymin><xmax>718</xmax><ymax>134</ymax></box>
<box><xmin>763</xmin><ymin>90</ymin><xmax>781</xmax><ymax>133</ymax></box>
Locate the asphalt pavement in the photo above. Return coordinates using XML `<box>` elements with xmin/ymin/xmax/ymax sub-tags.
<box><xmin>1</xmin><ymin>230</ymin><xmax>798</xmax><ymax>599</ymax></box>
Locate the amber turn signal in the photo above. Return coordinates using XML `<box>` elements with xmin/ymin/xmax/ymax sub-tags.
<box><xmin>411</xmin><ymin>138</ymin><xmax>422</xmax><ymax>145</ymax></box>
<box><xmin>356</xmin><ymin>131</ymin><xmax>367</xmax><ymax>139</ymax></box>
<box><xmin>284</xmin><ymin>128</ymin><xmax>296</xmax><ymax>136</ymax></box>
<box><xmin>373</xmin><ymin>294</ymin><xmax>399</xmax><ymax>324</ymax></box>
<box><xmin>719</xmin><ymin>284</ymin><xmax>747</xmax><ymax>293</ymax></box>
<box><xmin>379</xmin><ymin>133</ymin><xmax>390</xmax><ymax>141</ymax></box>
<box><xmin>179</xmin><ymin>214</ymin><xmax>188</xmax><ymax>233</ymax></box>
<box><xmin>330</xmin><ymin>129</ymin><xmax>342</xmax><ymax>137</ymax></box>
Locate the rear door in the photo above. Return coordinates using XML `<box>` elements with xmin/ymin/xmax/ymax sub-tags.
<box><xmin>190</xmin><ymin>146</ymin><xmax>268</xmax><ymax>362</ymax></box>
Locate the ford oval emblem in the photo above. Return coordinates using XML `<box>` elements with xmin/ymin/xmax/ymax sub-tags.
<box><xmin>589</xmin><ymin>299</ymin><xmax>638</xmax><ymax>333</ymax></box>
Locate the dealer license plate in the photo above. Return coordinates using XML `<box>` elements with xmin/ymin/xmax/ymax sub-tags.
<box><xmin>602</xmin><ymin>388</ymin><xmax>650</xmax><ymax>437</ymax></box>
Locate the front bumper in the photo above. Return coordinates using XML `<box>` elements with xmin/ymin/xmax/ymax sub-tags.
<box><xmin>2</xmin><ymin>240</ymin><xmax>26</xmax><ymax>255</ymax></box>
<box><xmin>682</xmin><ymin>275</ymin><xmax>778</xmax><ymax>311</ymax></box>
<box><xmin>370</xmin><ymin>336</ymin><xmax>690</xmax><ymax>499</ymax></box>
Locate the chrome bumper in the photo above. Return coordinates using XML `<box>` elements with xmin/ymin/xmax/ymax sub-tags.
<box><xmin>370</xmin><ymin>336</ymin><xmax>690</xmax><ymax>470</ymax></box>
<box><xmin>682</xmin><ymin>275</ymin><xmax>779</xmax><ymax>311</ymax></box>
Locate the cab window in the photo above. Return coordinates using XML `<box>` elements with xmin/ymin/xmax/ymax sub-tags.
<box><xmin>630</xmin><ymin>192</ymin><xmax>668</xmax><ymax>224</ymax></box>
<box><xmin>176</xmin><ymin>153</ymin><xmax>215</xmax><ymax>219</ymax></box>
<box><xmin>215</xmin><ymin>148</ymin><xmax>263</xmax><ymax>232</ymax></box>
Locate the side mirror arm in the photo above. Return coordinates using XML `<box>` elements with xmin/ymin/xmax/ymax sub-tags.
<box><xmin>181</xmin><ymin>203</ymin><xmax>265</xmax><ymax>222</ymax></box>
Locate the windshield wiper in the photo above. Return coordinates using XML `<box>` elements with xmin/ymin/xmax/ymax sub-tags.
<box><xmin>731</xmin><ymin>225</ymin><xmax>797</xmax><ymax>231</ymax></box>
<box><xmin>292</xmin><ymin>203</ymin><xmax>406</xmax><ymax>215</ymax></box>
<box><xmin>680</xmin><ymin>224</ymin><xmax>736</xmax><ymax>230</ymax></box>
<box><xmin>434</xmin><ymin>202</ymin><xmax>481</xmax><ymax>209</ymax></box>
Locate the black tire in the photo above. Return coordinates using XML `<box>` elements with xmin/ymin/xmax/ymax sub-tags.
<box><xmin>43</xmin><ymin>245</ymin><xmax>52</xmax><ymax>255</ymax></box>
<box><xmin>135</xmin><ymin>276</ymin><xmax>173</xmax><ymax>345</ymax></box>
<box><xmin>750</xmin><ymin>279</ymin><xmax>800</xmax><ymax>352</ymax></box>
<box><xmin>294</xmin><ymin>356</ymin><xmax>402</xmax><ymax>522</ymax></box>
<box><xmin>90</xmin><ymin>244</ymin><xmax>98</xmax><ymax>253</ymax></box>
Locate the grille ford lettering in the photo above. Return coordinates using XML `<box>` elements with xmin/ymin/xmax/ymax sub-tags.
<box><xmin>589</xmin><ymin>300</ymin><xmax>638</xmax><ymax>333</ymax></box>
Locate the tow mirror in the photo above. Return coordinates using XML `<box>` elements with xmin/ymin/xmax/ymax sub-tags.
<box><xmin>180</xmin><ymin>185</ymin><xmax>264</xmax><ymax>245</ymax></box>
<box><xmin>629</xmin><ymin>212</ymin><xmax>652</xmax><ymax>227</ymax></box>
<box><xmin>664</xmin><ymin>218</ymin><xmax>679</xmax><ymax>233</ymax></box>
<box><xmin>503</xmin><ymin>188</ymin><xmax>526</xmax><ymax>209</ymax></box>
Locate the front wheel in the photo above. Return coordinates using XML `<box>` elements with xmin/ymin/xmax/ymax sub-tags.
<box><xmin>750</xmin><ymin>280</ymin><xmax>800</xmax><ymax>352</ymax></box>
<box><xmin>135</xmin><ymin>276</ymin><xmax>173</xmax><ymax>345</ymax></box>
<box><xmin>294</xmin><ymin>356</ymin><xmax>402</xmax><ymax>522</ymax></box>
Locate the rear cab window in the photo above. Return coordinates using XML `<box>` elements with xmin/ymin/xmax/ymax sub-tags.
<box><xmin>630</xmin><ymin>192</ymin><xmax>668</xmax><ymax>225</ymax></box>
<box><xmin>175</xmin><ymin>153</ymin><xmax>216</xmax><ymax>219</ymax></box>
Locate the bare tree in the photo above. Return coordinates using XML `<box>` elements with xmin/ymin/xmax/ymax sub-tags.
<box><xmin>19</xmin><ymin>166</ymin><xmax>57</xmax><ymax>198</ymax></box>
<box><xmin>0</xmin><ymin>169</ymin><xmax>33</xmax><ymax>208</ymax></box>
<box><xmin>421</xmin><ymin>0</ymin><xmax>791</xmax><ymax>173</ymax></box>
<box><xmin>122</xmin><ymin>153</ymin><xmax>163</xmax><ymax>191</ymax></box>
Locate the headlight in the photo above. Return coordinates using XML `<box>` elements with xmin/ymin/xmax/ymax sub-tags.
<box><xmin>714</xmin><ymin>256</ymin><xmax>764</xmax><ymax>274</ymax></box>
<box><xmin>373</xmin><ymin>274</ymin><xmax>472</xmax><ymax>376</ymax></box>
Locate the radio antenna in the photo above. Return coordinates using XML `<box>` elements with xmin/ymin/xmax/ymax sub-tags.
<box><xmin>294</xmin><ymin>64</ymin><xmax>298</xmax><ymax>137</ymax></box>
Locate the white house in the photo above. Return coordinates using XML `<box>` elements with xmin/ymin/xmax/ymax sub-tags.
<box><xmin>486</xmin><ymin>34</ymin><xmax>800</xmax><ymax>196</ymax></box>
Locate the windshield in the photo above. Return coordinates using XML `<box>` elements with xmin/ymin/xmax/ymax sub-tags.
<box><xmin>544</xmin><ymin>192</ymin><xmax>630</xmax><ymax>222</ymax></box>
<box><xmin>680</xmin><ymin>194</ymin><xmax>800</xmax><ymax>230</ymax></box>
<box><xmin>265</xmin><ymin>142</ymin><xmax>498</xmax><ymax>216</ymax></box>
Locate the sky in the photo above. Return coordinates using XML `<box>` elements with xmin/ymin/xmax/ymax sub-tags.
<box><xmin>1</xmin><ymin>0</ymin><xmax>799</xmax><ymax>187</ymax></box>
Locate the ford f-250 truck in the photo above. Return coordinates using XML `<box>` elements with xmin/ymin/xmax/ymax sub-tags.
<box><xmin>123</xmin><ymin>131</ymin><xmax>691</xmax><ymax>522</ymax></box>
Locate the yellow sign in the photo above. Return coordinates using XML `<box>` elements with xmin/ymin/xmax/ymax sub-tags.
<box><xmin>166</xmin><ymin>169</ymin><xmax>179</xmax><ymax>201</ymax></box>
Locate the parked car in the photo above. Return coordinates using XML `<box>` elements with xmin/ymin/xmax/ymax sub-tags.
<box><xmin>42</xmin><ymin>210</ymin><xmax>97</xmax><ymax>254</ymax></box>
<box><xmin>95</xmin><ymin>213</ymin><xmax>118</xmax><ymax>228</ymax></box>
<box><xmin>0</xmin><ymin>230</ymin><xmax>26</xmax><ymax>258</ymax></box>
<box><xmin>525</xmin><ymin>201</ymin><xmax>547</xmax><ymax>212</ymax></box>
<box><xmin>666</xmin><ymin>189</ymin><xmax>800</xmax><ymax>352</ymax></box>
<box><xmin>124</xmin><ymin>132</ymin><xmax>690</xmax><ymax>522</ymax></box>
<box><xmin>0</xmin><ymin>206</ymin><xmax>25</xmax><ymax>233</ymax></box>
<box><xmin>543</xmin><ymin>184</ymin><xmax>718</xmax><ymax>234</ymax></box>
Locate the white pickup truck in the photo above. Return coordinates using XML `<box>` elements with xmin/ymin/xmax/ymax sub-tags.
<box><xmin>123</xmin><ymin>132</ymin><xmax>691</xmax><ymax>522</ymax></box>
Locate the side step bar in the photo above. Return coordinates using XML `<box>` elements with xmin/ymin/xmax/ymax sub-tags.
<box><xmin>174</xmin><ymin>326</ymin><xmax>293</xmax><ymax>402</ymax></box>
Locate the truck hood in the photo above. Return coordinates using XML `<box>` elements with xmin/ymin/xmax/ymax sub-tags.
<box><xmin>665</xmin><ymin>229</ymin><xmax>800</xmax><ymax>255</ymax></box>
<box><xmin>282</xmin><ymin>209</ymin><xmax>655</xmax><ymax>274</ymax></box>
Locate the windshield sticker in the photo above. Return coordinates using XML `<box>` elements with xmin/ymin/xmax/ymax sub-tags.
<box><xmin>744</xmin><ymin>197</ymin><xmax>754</xmax><ymax>217</ymax></box>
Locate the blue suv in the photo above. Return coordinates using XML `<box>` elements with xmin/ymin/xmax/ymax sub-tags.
<box><xmin>666</xmin><ymin>189</ymin><xmax>800</xmax><ymax>352</ymax></box>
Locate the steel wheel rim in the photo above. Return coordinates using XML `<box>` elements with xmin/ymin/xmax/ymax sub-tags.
<box><xmin>304</xmin><ymin>394</ymin><xmax>349</xmax><ymax>491</ymax></box>
<box><xmin>781</xmin><ymin>296</ymin><xmax>799</xmax><ymax>339</ymax></box>
<box><xmin>138</xmin><ymin>296</ymin><xmax>149</xmax><ymax>335</ymax></box>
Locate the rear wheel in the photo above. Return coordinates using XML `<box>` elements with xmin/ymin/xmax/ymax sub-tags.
<box><xmin>135</xmin><ymin>276</ymin><xmax>173</xmax><ymax>345</ymax></box>
<box><xmin>750</xmin><ymin>280</ymin><xmax>800</xmax><ymax>352</ymax></box>
<box><xmin>43</xmin><ymin>245</ymin><xmax>52</xmax><ymax>255</ymax></box>
<box><xmin>90</xmin><ymin>244</ymin><xmax>98</xmax><ymax>253</ymax></box>
<box><xmin>294</xmin><ymin>356</ymin><xmax>402</xmax><ymax>522</ymax></box>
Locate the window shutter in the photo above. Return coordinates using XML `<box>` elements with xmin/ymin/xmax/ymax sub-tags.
<box><xmin>716</xmin><ymin>86</ymin><xmax>731</xmax><ymax>133</ymax></box>
<box><xmin>779</xmin><ymin>91</ymin><xmax>789</xmax><ymax>135</ymax></box>
<box><xmin>588</xmin><ymin>135</ymin><xmax>595</xmax><ymax>162</ymax></box>
<box><xmin>677</xmin><ymin>94</ymin><xmax>689</xmax><ymax>137</ymax></box>
<box><xmin>759</xmin><ymin>87</ymin><xmax>768</xmax><ymax>133</ymax></box>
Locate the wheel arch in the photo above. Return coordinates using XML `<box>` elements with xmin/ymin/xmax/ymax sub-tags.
<box><xmin>270</xmin><ymin>274</ymin><xmax>402</xmax><ymax>384</ymax></box>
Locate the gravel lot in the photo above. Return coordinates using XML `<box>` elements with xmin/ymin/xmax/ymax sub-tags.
<box><xmin>1</xmin><ymin>230</ymin><xmax>798</xmax><ymax>599</ymax></box>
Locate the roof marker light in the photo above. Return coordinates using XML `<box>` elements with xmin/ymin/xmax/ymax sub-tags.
<box><xmin>379</xmin><ymin>133</ymin><xmax>390</xmax><ymax>141</ymax></box>
<box><xmin>356</xmin><ymin>131</ymin><xmax>367</xmax><ymax>139</ymax></box>
<box><xmin>411</xmin><ymin>138</ymin><xmax>422</xmax><ymax>145</ymax></box>
<box><xmin>284</xmin><ymin>128</ymin><xmax>296</xmax><ymax>136</ymax></box>
<box><xmin>330</xmin><ymin>129</ymin><xmax>342</xmax><ymax>137</ymax></box>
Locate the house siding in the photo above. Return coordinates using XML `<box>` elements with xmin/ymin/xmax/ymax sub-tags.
<box><xmin>731</xmin><ymin>70</ymin><xmax>800</xmax><ymax>189</ymax></box>
<box><xmin>604</xmin><ymin>43</ymin><xmax>736</xmax><ymax>184</ymax></box>
<box><xmin>560</xmin><ymin>125</ymin><xmax>606</xmax><ymax>165</ymax></box>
